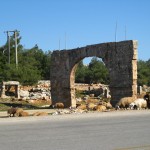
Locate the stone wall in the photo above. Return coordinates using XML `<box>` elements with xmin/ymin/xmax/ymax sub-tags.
<box><xmin>74</xmin><ymin>83</ymin><xmax>107</xmax><ymax>91</ymax></box>
<box><xmin>51</xmin><ymin>40</ymin><xmax>138</xmax><ymax>107</ymax></box>
<box><xmin>0</xmin><ymin>81</ymin><xmax>20</xmax><ymax>98</ymax></box>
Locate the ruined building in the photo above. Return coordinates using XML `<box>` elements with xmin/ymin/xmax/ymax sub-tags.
<box><xmin>51</xmin><ymin>40</ymin><xmax>138</xmax><ymax>108</ymax></box>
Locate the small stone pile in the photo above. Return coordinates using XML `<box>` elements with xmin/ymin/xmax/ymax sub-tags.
<box><xmin>19</xmin><ymin>80</ymin><xmax>51</xmax><ymax>102</ymax></box>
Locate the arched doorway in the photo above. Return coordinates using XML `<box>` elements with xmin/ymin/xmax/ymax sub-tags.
<box><xmin>51</xmin><ymin>40</ymin><xmax>138</xmax><ymax>108</ymax></box>
<box><xmin>75</xmin><ymin>57</ymin><xmax>109</xmax><ymax>84</ymax></box>
<box><xmin>74</xmin><ymin>57</ymin><xmax>110</xmax><ymax>104</ymax></box>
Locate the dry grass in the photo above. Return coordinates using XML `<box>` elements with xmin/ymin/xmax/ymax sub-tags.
<box><xmin>0</xmin><ymin>98</ymin><xmax>51</xmax><ymax>111</ymax></box>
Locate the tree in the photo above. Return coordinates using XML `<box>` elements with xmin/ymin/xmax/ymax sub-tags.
<box><xmin>137</xmin><ymin>60</ymin><xmax>150</xmax><ymax>86</ymax></box>
<box><xmin>88</xmin><ymin>57</ymin><xmax>109</xmax><ymax>84</ymax></box>
<box><xmin>0</xmin><ymin>46</ymin><xmax>8</xmax><ymax>81</ymax></box>
<box><xmin>41</xmin><ymin>50</ymin><xmax>52</xmax><ymax>80</ymax></box>
<box><xmin>1</xmin><ymin>32</ymin><xmax>150</xmax><ymax>87</ymax></box>
<box><xmin>0</xmin><ymin>33</ymin><xmax>42</xmax><ymax>85</ymax></box>
<box><xmin>75</xmin><ymin>57</ymin><xmax>109</xmax><ymax>84</ymax></box>
<box><xmin>75</xmin><ymin>60</ymin><xmax>88</xmax><ymax>83</ymax></box>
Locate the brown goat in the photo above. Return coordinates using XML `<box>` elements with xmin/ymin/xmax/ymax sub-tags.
<box><xmin>15</xmin><ymin>108</ymin><xmax>24</xmax><ymax>117</ymax></box>
<box><xmin>103</xmin><ymin>102</ymin><xmax>112</xmax><ymax>109</ymax></box>
<box><xmin>33</xmin><ymin>112</ymin><xmax>48</xmax><ymax>116</ymax></box>
<box><xmin>54</xmin><ymin>102</ymin><xmax>64</xmax><ymax>109</ymax></box>
<box><xmin>87</xmin><ymin>103</ymin><xmax>97</xmax><ymax>111</ymax></box>
<box><xmin>77</xmin><ymin>104</ymin><xmax>87</xmax><ymax>110</ymax></box>
<box><xmin>94</xmin><ymin>105</ymin><xmax>106</xmax><ymax>112</ymax></box>
<box><xmin>19</xmin><ymin>111</ymin><xmax>29</xmax><ymax>117</ymax></box>
<box><xmin>115</xmin><ymin>97</ymin><xmax>136</xmax><ymax>110</ymax></box>
<box><xmin>7</xmin><ymin>107</ymin><xmax>17</xmax><ymax>117</ymax></box>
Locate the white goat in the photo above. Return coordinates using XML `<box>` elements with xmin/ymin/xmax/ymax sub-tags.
<box><xmin>129</xmin><ymin>98</ymin><xmax>147</xmax><ymax>110</ymax></box>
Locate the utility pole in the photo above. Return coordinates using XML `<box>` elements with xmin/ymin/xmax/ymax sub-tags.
<box><xmin>7</xmin><ymin>31</ymin><xmax>10</xmax><ymax>64</ymax></box>
<box><xmin>4</xmin><ymin>30</ymin><xmax>20</xmax><ymax>68</ymax></box>
<box><xmin>14</xmin><ymin>30</ymin><xmax>19</xmax><ymax>68</ymax></box>
<box><xmin>4</xmin><ymin>31</ymin><xmax>11</xmax><ymax>64</ymax></box>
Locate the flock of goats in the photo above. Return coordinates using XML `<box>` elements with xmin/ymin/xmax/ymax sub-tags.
<box><xmin>7</xmin><ymin>92</ymin><xmax>150</xmax><ymax>117</ymax></box>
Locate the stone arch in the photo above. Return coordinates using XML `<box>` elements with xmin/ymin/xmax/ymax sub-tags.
<box><xmin>51</xmin><ymin>40</ymin><xmax>138</xmax><ymax>108</ymax></box>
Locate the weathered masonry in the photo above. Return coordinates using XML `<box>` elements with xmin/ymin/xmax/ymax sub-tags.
<box><xmin>0</xmin><ymin>81</ymin><xmax>20</xmax><ymax>98</ymax></box>
<box><xmin>51</xmin><ymin>40</ymin><xmax>138</xmax><ymax>107</ymax></box>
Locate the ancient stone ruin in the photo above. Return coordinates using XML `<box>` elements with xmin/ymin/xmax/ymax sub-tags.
<box><xmin>51</xmin><ymin>40</ymin><xmax>138</xmax><ymax>108</ymax></box>
<box><xmin>0</xmin><ymin>80</ymin><xmax>51</xmax><ymax>102</ymax></box>
<box><xmin>0</xmin><ymin>81</ymin><xmax>20</xmax><ymax>98</ymax></box>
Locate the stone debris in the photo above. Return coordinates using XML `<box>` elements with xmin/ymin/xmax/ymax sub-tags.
<box><xmin>20</xmin><ymin>80</ymin><xmax>51</xmax><ymax>102</ymax></box>
<box><xmin>52</xmin><ymin>108</ymin><xmax>88</xmax><ymax>115</ymax></box>
<box><xmin>20</xmin><ymin>90</ymin><xmax>29</xmax><ymax>98</ymax></box>
<box><xmin>142</xmin><ymin>85</ymin><xmax>150</xmax><ymax>92</ymax></box>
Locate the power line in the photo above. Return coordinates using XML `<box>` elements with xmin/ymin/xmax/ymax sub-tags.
<box><xmin>65</xmin><ymin>32</ymin><xmax>67</xmax><ymax>50</ymax></box>
<box><xmin>125</xmin><ymin>25</ymin><xmax>127</xmax><ymax>40</ymax></box>
<box><xmin>59</xmin><ymin>38</ymin><xmax>60</xmax><ymax>50</ymax></box>
<box><xmin>115</xmin><ymin>21</ymin><xmax>117</xmax><ymax>42</ymax></box>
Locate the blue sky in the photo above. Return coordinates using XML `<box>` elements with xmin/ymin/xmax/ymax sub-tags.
<box><xmin>0</xmin><ymin>0</ymin><xmax>150</xmax><ymax>63</ymax></box>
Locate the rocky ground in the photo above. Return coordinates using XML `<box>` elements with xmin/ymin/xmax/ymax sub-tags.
<box><xmin>0</xmin><ymin>80</ymin><xmax>150</xmax><ymax>120</ymax></box>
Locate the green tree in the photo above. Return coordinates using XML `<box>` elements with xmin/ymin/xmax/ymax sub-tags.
<box><xmin>0</xmin><ymin>33</ymin><xmax>42</xmax><ymax>85</ymax></box>
<box><xmin>42</xmin><ymin>50</ymin><xmax>51</xmax><ymax>80</ymax></box>
<box><xmin>75</xmin><ymin>57</ymin><xmax>109</xmax><ymax>84</ymax></box>
<box><xmin>75</xmin><ymin>60</ymin><xmax>88</xmax><ymax>83</ymax></box>
<box><xmin>21</xmin><ymin>45</ymin><xmax>52</xmax><ymax>81</ymax></box>
<box><xmin>88</xmin><ymin>57</ymin><xmax>109</xmax><ymax>84</ymax></box>
<box><xmin>0</xmin><ymin>46</ymin><xmax>8</xmax><ymax>81</ymax></box>
<box><xmin>18</xmin><ymin>46</ymin><xmax>43</xmax><ymax>85</ymax></box>
<box><xmin>138</xmin><ymin>60</ymin><xmax>150</xmax><ymax>86</ymax></box>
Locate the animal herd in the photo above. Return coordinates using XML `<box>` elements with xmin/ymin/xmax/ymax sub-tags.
<box><xmin>7</xmin><ymin>107</ymin><xmax>49</xmax><ymax>117</ymax></box>
<box><xmin>115</xmin><ymin>93</ymin><xmax>150</xmax><ymax>110</ymax></box>
<box><xmin>7</xmin><ymin>93</ymin><xmax>150</xmax><ymax>117</ymax></box>
<box><xmin>7</xmin><ymin>107</ymin><xmax>29</xmax><ymax>117</ymax></box>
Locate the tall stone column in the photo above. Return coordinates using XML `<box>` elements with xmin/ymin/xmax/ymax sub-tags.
<box><xmin>1</xmin><ymin>83</ymin><xmax>6</xmax><ymax>98</ymax></box>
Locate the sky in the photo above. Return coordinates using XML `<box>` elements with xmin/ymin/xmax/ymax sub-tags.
<box><xmin>0</xmin><ymin>0</ymin><xmax>150</xmax><ymax>64</ymax></box>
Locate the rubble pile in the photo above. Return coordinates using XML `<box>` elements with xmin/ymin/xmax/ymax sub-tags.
<box><xmin>142</xmin><ymin>85</ymin><xmax>150</xmax><ymax>93</ymax></box>
<box><xmin>19</xmin><ymin>80</ymin><xmax>51</xmax><ymax>102</ymax></box>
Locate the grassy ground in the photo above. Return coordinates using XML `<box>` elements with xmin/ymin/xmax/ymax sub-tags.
<box><xmin>0</xmin><ymin>89</ymin><xmax>111</xmax><ymax>111</ymax></box>
<box><xmin>0</xmin><ymin>98</ymin><xmax>51</xmax><ymax>111</ymax></box>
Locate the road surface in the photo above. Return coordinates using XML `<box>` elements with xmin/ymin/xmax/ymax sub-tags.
<box><xmin>0</xmin><ymin>110</ymin><xmax>150</xmax><ymax>150</ymax></box>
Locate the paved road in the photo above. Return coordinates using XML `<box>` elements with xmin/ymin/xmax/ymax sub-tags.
<box><xmin>0</xmin><ymin>110</ymin><xmax>150</xmax><ymax>150</ymax></box>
